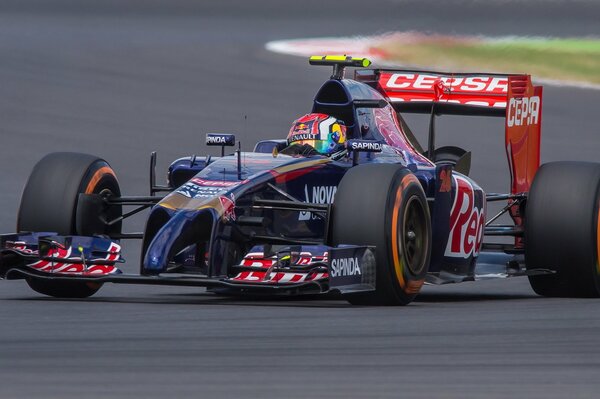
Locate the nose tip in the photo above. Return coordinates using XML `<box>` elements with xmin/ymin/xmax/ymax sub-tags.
<box><xmin>147</xmin><ymin>256</ymin><xmax>161</xmax><ymax>269</ymax></box>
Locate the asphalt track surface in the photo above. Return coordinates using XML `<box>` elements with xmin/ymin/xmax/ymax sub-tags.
<box><xmin>0</xmin><ymin>1</ymin><xmax>599</xmax><ymax>398</ymax></box>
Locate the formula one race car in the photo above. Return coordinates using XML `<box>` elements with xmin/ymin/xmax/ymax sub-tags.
<box><xmin>2</xmin><ymin>55</ymin><xmax>599</xmax><ymax>305</ymax></box>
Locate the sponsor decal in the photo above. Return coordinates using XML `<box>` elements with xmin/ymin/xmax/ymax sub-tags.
<box><xmin>347</xmin><ymin>140</ymin><xmax>383</xmax><ymax>152</ymax></box>
<box><xmin>190</xmin><ymin>178</ymin><xmax>237</xmax><ymax>187</ymax></box>
<box><xmin>207</xmin><ymin>136</ymin><xmax>226</xmax><ymax>144</ymax></box>
<box><xmin>177</xmin><ymin>178</ymin><xmax>237</xmax><ymax>199</ymax></box>
<box><xmin>328</xmin><ymin>246</ymin><xmax>376</xmax><ymax>293</ymax></box>
<box><xmin>4</xmin><ymin>241</ymin><xmax>36</xmax><ymax>254</ymax></box>
<box><xmin>289</xmin><ymin>119</ymin><xmax>318</xmax><ymax>142</ymax></box>
<box><xmin>330</xmin><ymin>257</ymin><xmax>362</xmax><ymax>277</ymax></box>
<box><xmin>292</xmin><ymin>122</ymin><xmax>311</xmax><ymax>135</ymax></box>
<box><xmin>219</xmin><ymin>195</ymin><xmax>236</xmax><ymax>221</ymax></box>
<box><xmin>439</xmin><ymin>169</ymin><xmax>452</xmax><ymax>193</ymax></box>
<box><xmin>385</xmin><ymin>74</ymin><xmax>508</xmax><ymax>93</ymax></box>
<box><xmin>382</xmin><ymin>73</ymin><xmax>509</xmax><ymax>108</ymax></box>
<box><xmin>28</xmin><ymin>241</ymin><xmax>121</xmax><ymax>275</ymax></box>
<box><xmin>178</xmin><ymin>184</ymin><xmax>225</xmax><ymax>199</ymax></box>
<box><xmin>506</xmin><ymin>95</ymin><xmax>540</xmax><ymax>127</ymax></box>
<box><xmin>299</xmin><ymin>185</ymin><xmax>337</xmax><ymax>220</ymax></box>
<box><xmin>288</xmin><ymin>132</ymin><xmax>318</xmax><ymax>142</ymax></box>
<box><xmin>206</xmin><ymin>133</ymin><xmax>235</xmax><ymax>146</ymax></box>
<box><xmin>232</xmin><ymin>249</ymin><xmax>329</xmax><ymax>283</ymax></box>
<box><xmin>445</xmin><ymin>175</ymin><xmax>485</xmax><ymax>258</ymax></box>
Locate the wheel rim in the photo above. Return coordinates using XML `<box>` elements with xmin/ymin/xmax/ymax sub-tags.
<box><xmin>401</xmin><ymin>195</ymin><xmax>428</xmax><ymax>275</ymax></box>
<box><xmin>89</xmin><ymin>178</ymin><xmax>121</xmax><ymax>236</ymax></box>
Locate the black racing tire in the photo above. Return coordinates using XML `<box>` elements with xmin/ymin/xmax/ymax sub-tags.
<box><xmin>17</xmin><ymin>152</ymin><xmax>121</xmax><ymax>298</ymax></box>
<box><xmin>525</xmin><ymin>161</ymin><xmax>600</xmax><ymax>297</ymax></box>
<box><xmin>330</xmin><ymin>163</ymin><xmax>431</xmax><ymax>305</ymax></box>
<box><xmin>18</xmin><ymin>152</ymin><xmax>121</xmax><ymax>236</ymax></box>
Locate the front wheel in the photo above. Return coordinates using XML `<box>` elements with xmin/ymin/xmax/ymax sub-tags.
<box><xmin>17</xmin><ymin>152</ymin><xmax>121</xmax><ymax>298</ymax></box>
<box><xmin>330</xmin><ymin>164</ymin><xmax>432</xmax><ymax>305</ymax></box>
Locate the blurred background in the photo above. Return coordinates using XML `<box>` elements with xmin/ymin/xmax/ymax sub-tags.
<box><xmin>0</xmin><ymin>1</ymin><xmax>599</xmax><ymax>398</ymax></box>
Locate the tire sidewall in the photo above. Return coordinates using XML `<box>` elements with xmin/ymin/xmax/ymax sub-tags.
<box><xmin>384</xmin><ymin>170</ymin><xmax>431</xmax><ymax>303</ymax></box>
<box><xmin>525</xmin><ymin>161</ymin><xmax>600</xmax><ymax>297</ymax></box>
<box><xmin>331</xmin><ymin>164</ymin><xmax>431</xmax><ymax>305</ymax></box>
<box><xmin>17</xmin><ymin>153</ymin><xmax>120</xmax><ymax>236</ymax></box>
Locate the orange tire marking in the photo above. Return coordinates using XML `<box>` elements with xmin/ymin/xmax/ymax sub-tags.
<box><xmin>85</xmin><ymin>166</ymin><xmax>116</xmax><ymax>194</ymax></box>
<box><xmin>391</xmin><ymin>173</ymin><xmax>419</xmax><ymax>289</ymax></box>
<box><xmin>391</xmin><ymin>185</ymin><xmax>404</xmax><ymax>288</ymax></box>
<box><xmin>405</xmin><ymin>279</ymin><xmax>425</xmax><ymax>295</ymax></box>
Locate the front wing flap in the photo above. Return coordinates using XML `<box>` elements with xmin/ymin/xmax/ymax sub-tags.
<box><xmin>1</xmin><ymin>237</ymin><xmax>378</xmax><ymax>296</ymax></box>
<box><xmin>0</xmin><ymin>233</ymin><xmax>123</xmax><ymax>277</ymax></box>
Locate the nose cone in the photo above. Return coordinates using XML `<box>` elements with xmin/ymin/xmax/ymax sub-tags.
<box><xmin>142</xmin><ymin>208</ymin><xmax>215</xmax><ymax>274</ymax></box>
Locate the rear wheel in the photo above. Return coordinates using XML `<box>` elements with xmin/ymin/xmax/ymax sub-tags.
<box><xmin>330</xmin><ymin>164</ymin><xmax>431</xmax><ymax>305</ymax></box>
<box><xmin>525</xmin><ymin>161</ymin><xmax>600</xmax><ymax>297</ymax></box>
<box><xmin>17</xmin><ymin>152</ymin><xmax>121</xmax><ymax>298</ymax></box>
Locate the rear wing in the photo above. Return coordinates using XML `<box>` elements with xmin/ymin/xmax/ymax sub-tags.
<box><xmin>355</xmin><ymin>68</ymin><xmax>543</xmax><ymax>197</ymax></box>
<box><xmin>356</xmin><ymin>69</ymin><xmax>514</xmax><ymax>116</ymax></box>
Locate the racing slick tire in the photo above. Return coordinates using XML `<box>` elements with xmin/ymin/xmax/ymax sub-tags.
<box><xmin>525</xmin><ymin>161</ymin><xmax>600</xmax><ymax>297</ymax></box>
<box><xmin>17</xmin><ymin>152</ymin><xmax>121</xmax><ymax>298</ymax></box>
<box><xmin>330</xmin><ymin>163</ymin><xmax>431</xmax><ymax>305</ymax></box>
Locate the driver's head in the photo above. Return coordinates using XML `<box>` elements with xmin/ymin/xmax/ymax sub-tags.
<box><xmin>287</xmin><ymin>113</ymin><xmax>347</xmax><ymax>156</ymax></box>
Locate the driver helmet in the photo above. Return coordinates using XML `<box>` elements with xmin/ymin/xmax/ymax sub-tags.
<box><xmin>287</xmin><ymin>113</ymin><xmax>347</xmax><ymax>156</ymax></box>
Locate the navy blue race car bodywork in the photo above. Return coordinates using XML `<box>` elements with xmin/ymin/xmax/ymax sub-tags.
<box><xmin>0</xmin><ymin>56</ymin><xmax>550</xmax><ymax>304</ymax></box>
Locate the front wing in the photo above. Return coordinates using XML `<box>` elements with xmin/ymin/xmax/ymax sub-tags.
<box><xmin>0</xmin><ymin>233</ymin><xmax>376</xmax><ymax>296</ymax></box>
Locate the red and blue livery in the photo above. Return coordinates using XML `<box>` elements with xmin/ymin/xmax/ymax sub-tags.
<box><xmin>2</xmin><ymin>55</ymin><xmax>599</xmax><ymax>304</ymax></box>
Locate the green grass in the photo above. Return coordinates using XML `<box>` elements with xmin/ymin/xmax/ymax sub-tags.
<box><xmin>377</xmin><ymin>37</ymin><xmax>600</xmax><ymax>85</ymax></box>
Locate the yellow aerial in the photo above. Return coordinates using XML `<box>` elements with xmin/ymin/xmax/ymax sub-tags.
<box><xmin>309</xmin><ymin>55</ymin><xmax>372</xmax><ymax>68</ymax></box>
